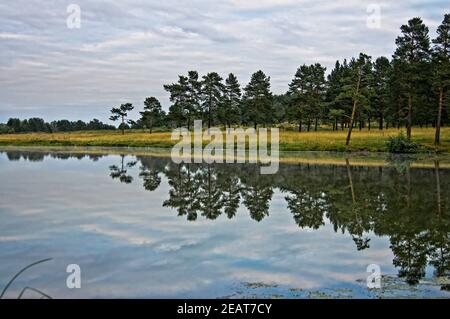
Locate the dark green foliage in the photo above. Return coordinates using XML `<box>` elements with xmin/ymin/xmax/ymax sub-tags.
<box><xmin>372</xmin><ymin>56</ymin><xmax>392</xmax><ymax>130</ymax></box>
<box><xmin>287</xmin><ymin>63</ymin><xmax>326</xmax><ymax>131</ymax></box>
<box><xmin>386</xmin><ymin>132</ymin><xmax>418</xmax><ymax>153</ymax></box>
<box><xmin>4</xmin><ymin>117</ymin><xmax>114</xmax><ymax>133</ymax></box>
<box><xmin>392</xmin><ymin>17</ymin><xmax>432</xmax><ymax>139</ymax></box>
<box><xmin>217</xmin><ymin>73</ymin><xmax>241</xmax><ymax>128</ymax></box>
<box><xmin>0</xmin><ymin>124</ymin><xmax>14</xmax><ymax>134</ymax></box>
<box><xmin>164</xmin><ymin>75</ymin><xmax>189</xmax><ymax>128</ymax></box>
<box><xmin>272</xmin><ymin>94</ymin><xmax>289</xmax><ymax>124</ymax></box>
<box><xmin>201</xmin><ymin>72</ymin><xmax>224</xmax><ymax>128</ymax></box>
<box><xmin>109</xmin><ymin>155</ymin><xmax>137</xmax><ymax>184</ymax></box>
<box><xmin>242</xmin><ymin>70</ymin><xmax>273</xmax><ymax>129</ymax></box>
<box><xmin>432</xmin><ymin>14</ymin><xmax>450</xmax><ymax>144</ymax></box>
<box><xmin>6</xmin><ymin>118</ymin><xmax>22</xmax><ymax>132</ymax></box>
<box><xmin>109</xmin><ymin>103</ymin><xmax>134</xmax><ymax>134</ymax></box>
<box><xmin>140</xmin><ymin>97</ymin><xmax>165</xmax><ymax>133</ymax></box>
<box><xmin>164</xmin><ymin>71</ymin><xmax>201</xmax><ymax>129</ymax></box>
<box><xmin>86</xmin><ymin>119</ymin><xmax>115</xmax><ymax>131</ymax></box>
<box><xmin>344</xmin><ymin>53</ymin><xmax>374</xmax><ymax>144</ymax></box>
<box><xmin>325</xmin><ymin>60</ymin><xmax>349</xmax><ymax>130</ymax></box>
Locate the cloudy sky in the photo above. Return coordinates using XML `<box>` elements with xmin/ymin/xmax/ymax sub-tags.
<box><xmin>0</xmin><ymin>0</ymin><xmax>448</xmax><ymax>122</ymax></box>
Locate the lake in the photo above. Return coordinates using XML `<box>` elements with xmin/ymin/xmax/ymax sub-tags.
<box><xmin>0</xmin><ymin>147</ymin><xmax>449</xmax><ymax>298</ymax></box>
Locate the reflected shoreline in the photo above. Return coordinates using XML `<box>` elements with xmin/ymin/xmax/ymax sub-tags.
<box><xmin>1</xmin><ymin>145</ymin><xmax>450</xmax><ymax>169</ymax></box>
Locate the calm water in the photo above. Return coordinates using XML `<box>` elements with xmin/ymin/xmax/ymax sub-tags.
<box><xmin>0</xmin><ymin>148</ymin><xmax>449</xmax><ymax>299</ymax></box>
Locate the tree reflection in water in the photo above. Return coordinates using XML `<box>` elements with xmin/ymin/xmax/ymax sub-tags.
<box><xmin>139</xmin><ymin>155</ymin><xmax>450</xmax><ymax>288</ymax></box>
<box><xmin>2</xmin><ymin>150</ymin><xmax>449</xmax><ymax>288</ymax></box>
<box><xmin>109</xmin><ymin>154</ymin><xmax>137</xmax><ymax>184</ymax></box>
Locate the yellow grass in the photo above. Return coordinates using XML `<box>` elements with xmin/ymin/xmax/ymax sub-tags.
<box><xmin>0</xmin><ymin>127</ymin><xmax>449</xmax><ymax>153</ymax></box>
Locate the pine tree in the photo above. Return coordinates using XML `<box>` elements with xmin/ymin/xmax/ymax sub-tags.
<box><xmin>218</xmin><ymin>73</ymin><xmax>241</xmax><ymax>128</ymax></box>
<box><xmin>393</xmin><ymin>17</ymin><xmax>431</xmax><ymax>140</ymax></box>
<box><xmin>186</xmin><ymin>71</ymin><xmax>202</xmax><ymax>129</ymax></box>
<box><xmin>326</xmin><ymin>60</ymin><xmax>349</xmax><ymax>131</ymax></box>
<box><xmin>287</xmin><ymin>65</ymin><xmax>308</xmax><ymax>131</ymax></box>
<box><xmin>372</xmin><ymin>56</ymin><xmax>392</xmax><ymax>130</ymax></box>
<box><xmin>109</xmin><ymin>103</ymin><xmax>134</xmax><ymax>135</ymax></box>
<box><xmin>164</xmin><ymin>75</ymin><xmax>190</xmax><ymax>128</ymax></box>
<box><xmin>432</xmin><ymin>14</ymin><xmax>450</xmax><ymax>145</ymax></box>
<box><xmin>309</xmin><ymin>64</ymin><xmax>326</xmax><ymax>131</ymax></box>
<box><xmin>201</xmin><ymin>72</ymin><xmax>224</xmax><ymax>128</ymax></box>
<box><xmin>243</xmin><ymin>70</ymin><xmax>273</xmax><ymax>129</ymax></box>
<box><xmin>140</xmin><ymin>97</ymin><xmax>163</xmax><ymax>134</ymax></box>
<box><xmin>287</xmin><ymin>64</ymin><xmax>325</xmax><ymax>131</ymax></box>
<box><xmin>342</xmin><ymin>53</ymin><xmax>373</xmax><ymax>145</ymax></box>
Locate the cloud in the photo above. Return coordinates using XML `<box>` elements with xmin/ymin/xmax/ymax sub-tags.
<box><xmin>0</xmin><ymin>32</ymin><xmax>42</xmax><ymax>41</ymax></box>
<box><xmin>80</xmin><ymin>31</ymin><xmax>157</xmax><ymax>52</ymax></box>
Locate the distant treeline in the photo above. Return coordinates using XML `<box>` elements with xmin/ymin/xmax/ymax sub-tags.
<box><xmin>0</xmin><ymin>118</ymin><xmax>115</xmax><ymax>133</ymax></box>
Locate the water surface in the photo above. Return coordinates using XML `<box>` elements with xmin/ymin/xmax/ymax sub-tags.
<box><xmin>0</xmin><ymin>148</ymin><xmax>449</xmax><ymax>298</ymax></box>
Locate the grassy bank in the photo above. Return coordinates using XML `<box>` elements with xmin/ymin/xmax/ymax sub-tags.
<box><xmin>0</xmin><ymin>127</ymin><xmax>449</xmax><ymax>153</ymax></box>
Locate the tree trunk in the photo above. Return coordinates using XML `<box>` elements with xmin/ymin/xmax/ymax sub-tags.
<box><xmin>379</xmin><ymin>111</ymin><xmax>383</xmax><ymax>130</ymax></box>
<box><xmin>435</xmin><ymin>161</ymin><xmax>441</xmax><ymax>218</ymax></box>
<box><xmin>435</xmin><ymin>87</ymin><xmax>444</xmax><ymax>145</ymax></box>
<box><xmin>298</xmin><ymin>118</ymin><xmax>302</xmax><ymax>132</ymax></box>
<box><xmin>314</xmin><ymin>117</ymin><xmax>318</xmax><ymax>131</ymax></box>
<box><xmin>346</xmin><ymin>68</ymin><xmax>362</xmax><ymax>146</ymax></box>
<box><xmin>346</xmin><ymin>159</ymin><xmax>356</xmax><ymax>204</ymax></box>
<box><xmin>121</xmin><ymin>116</ymin><xmax>125</xmax><ymax>135</ymax></box>
<box><xmin>406</xmin><ymin>164</ymin><xmax>411</xmax><ymax>208</ymax></box>
<box><xmin>208</xmin><ymin>108</ymin><xmax>211</xmax><ymax>129</ymax></box>
<box><xmin>407</xmin><ymin>93</ymin><xmax>412</xmax><ymax>140</ymax></box>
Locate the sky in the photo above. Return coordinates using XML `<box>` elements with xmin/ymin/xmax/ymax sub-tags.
<box><xmin>0</xmin><ymin>0</ymin><xmax>448</xmax><ymax>123</ymax></box>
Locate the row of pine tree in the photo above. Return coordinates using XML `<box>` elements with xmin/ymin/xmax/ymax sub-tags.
<box><xmin>116</xmin><ymin>15</ymin><xmax>448</xmax><ymax>145</ymax></box>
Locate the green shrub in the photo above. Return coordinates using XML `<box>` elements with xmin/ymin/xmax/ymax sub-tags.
<box><xmin>386</xmin><ymin>132</ymin><xmax>418</xmax><ymax>153</ymax></box>
<box><xmin>0</xmin><ymin>124</ymin><xmax>14</xmax><ymax>134</ymax></box>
